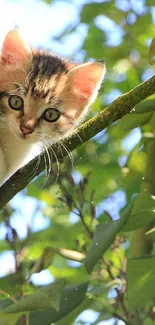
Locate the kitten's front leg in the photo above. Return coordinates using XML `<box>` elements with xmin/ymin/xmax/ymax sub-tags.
<box><xmin>0</xmin><ymin>147</ymin><xmax>7</xmax><ymax>184</ymax></box>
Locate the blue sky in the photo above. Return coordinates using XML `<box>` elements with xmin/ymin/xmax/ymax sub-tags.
<box><xmin>0</xmin><ymin>0</ymin><xmax>86</xmax><ymax>56</ymax></box>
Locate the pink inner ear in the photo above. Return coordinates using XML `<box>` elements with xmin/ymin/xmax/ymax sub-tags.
<box><xmin>69</xmin><ymin>62</ymin><xmax>105</xmax><ymax>100</ymax></box>
<box><xmin>1</xmin><ymin>29</ymin><xmax>32</xmax><ymax>65</ymax></box>
<box><xmin>74</xmin><ymin>76</ymin><xmax>95</xmax><ymax>97</ymax></box>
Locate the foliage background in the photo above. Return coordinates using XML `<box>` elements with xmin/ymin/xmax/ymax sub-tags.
<box><xmin>0</xmin><ymin>0</ymin><xmax>155</xmax><ymax>324</ymax></box>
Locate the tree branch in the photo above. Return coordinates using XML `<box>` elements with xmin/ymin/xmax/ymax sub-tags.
<box><xmin>0</xmin><ymin>74</ymin><xmax>155</xmax><ymax>209</ymax></box>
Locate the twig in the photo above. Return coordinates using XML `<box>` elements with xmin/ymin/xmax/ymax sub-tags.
<box><xmin>103</xmin><ymin>258</ymin><xmax>129</xmax><ymax>319</ymax></box>
<box><xmin>113</xmin><ymin>312</ymin><xmax>132</xmax><ymax>325</ymax></box>
<box><xmin>58</xmin><ymin>178</ymin><xmax>93</xmax><ymax>237</ymax></box>
<box><xmin>20</xmin><ymin>315</ymin><xmax>27</xmax><ymax>325</ymax></box>
<box><xmin>0</xmin><ymin>288</ymin><xmax>17</xmax><ymax>303</ymax></box>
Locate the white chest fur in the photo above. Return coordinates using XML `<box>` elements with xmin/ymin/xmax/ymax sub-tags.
<box><xmin>0</xmin><ymin>131</ymin><xmax>37</xmax><ymax>184</ymax></box>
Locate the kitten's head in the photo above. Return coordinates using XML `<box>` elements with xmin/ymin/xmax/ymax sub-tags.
<box><xmin>0</xmin><ymin>28</ymin><xmax>106</xmax><ymax>146</ymax></box>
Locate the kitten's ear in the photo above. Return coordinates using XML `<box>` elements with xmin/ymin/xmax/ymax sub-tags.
<box><xmin>1</xmin><ymin>28</ymin><xmax>32</xmax><ymax>65</ymax></box>
<box><xmin>67</xmin><ymin>61</ymin><xmax>106</xmax><ymax>108</ymax></box>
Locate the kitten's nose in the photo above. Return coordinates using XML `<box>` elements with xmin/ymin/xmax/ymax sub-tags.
<box><xmin>20</xmin><ymin>125</ymin><xmax>34</xmax><ymax>135</ymax></box>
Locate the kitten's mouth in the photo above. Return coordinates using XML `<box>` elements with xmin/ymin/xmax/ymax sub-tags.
<box><xmin>18</xmin><ymin>131</ymin><xmax>32</xmax><ymax>141</ymax></box>
<box><xmin>19</xmin><ymin>133</ymin><xmax>27</xmax><ymax>140</ymax></box>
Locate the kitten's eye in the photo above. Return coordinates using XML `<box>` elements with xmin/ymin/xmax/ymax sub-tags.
<box><xmin>42</xmin><ymin>108</ymin><xmax>60</xmax><ymax>122</ymax></box>
<box><xmin>8</xmin><ymin>95</ymin><xmax>23</xmax><ymax>111</ymax></box>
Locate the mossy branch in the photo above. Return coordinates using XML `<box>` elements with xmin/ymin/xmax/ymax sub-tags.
<box><xmin>0</xmin><ymin>74</ymin><xmax>155</xmax><ymax>210</ymax></box>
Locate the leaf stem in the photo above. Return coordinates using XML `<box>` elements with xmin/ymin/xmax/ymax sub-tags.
<box><xmin>52</xmin><ymin>247</ymin><xmax>85</xmax><ymax>262</ymax></box>
<box><xmin>103</xmin><ymin>258</ymin><xmax>129</xmax><ymax>320</ymax></box>
<box><xmin>0</xmin><ymin>288</ymin><xmax>17</xmax><ymax>303</ymax></box>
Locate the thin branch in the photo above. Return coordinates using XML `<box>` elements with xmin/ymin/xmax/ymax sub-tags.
<box><xmin>0</xmin><ymin>288</ymin><xmax>17</xmax><ymax>303</ymax></box>
<box><xmin>58</xmin><ymin>178</ymin><xmax>93</xmax><ymax>237</ymax></box>
<box><xmin>113</xmin><ymin>312</ymin><xmax>132</xmax><ymax>325</ymax></box>
<box><xmin>0</xmin><ymin>74</ymin><xmax>155</xmax><ymax>209</ymax></box>
<box><xmin>103</xmin><ymin>257</ymin><xmax>129</xmax><ymax>319</ymax></box>
<box><xmin>20</xmin><ymin>315</ymin><xmax>27</xmax><ymax>325</ymax></box>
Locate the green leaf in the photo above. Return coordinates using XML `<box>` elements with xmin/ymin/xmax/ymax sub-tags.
<box><xmin>123</xmin><ymin>194</ymin><xmax>155</xmax><ymax>232</ymax></box>
<box><xmin>84</xmin><ymin>205</ymin><xmax>131</xmax><ymax>273</ymax></box>
<box><xmin>134</xmin><ymin>99</ymin><xmax>155</xmax><ymax>113</ymax></box>
<box><xmin>148</xmin><ymin>37</ymin><xmax>155</xmax><ymax>65</ymax></box>
<box><xmin>81</xmin><ymin>2</ymin><xmax>125</xmax><ymax>24</ymax></box>
<box><xmin>81</xmin><ymin>3</ymin><xmax>110</xmax><ymax>23</ymax></box>
<box><xmin>56</xmin><ymin>298</ymin><xmax>90</xmax><ymax>325</ymax></box>
<box><xmin>118</xmin><ymin>112</ymin><xmax>153</xmax><ymax>131</ymax></box>
<box><xmin>127</xmin><ymin>256</ymin><xmax>155</xmax><ymax>309</ymax></box>
<box><xmin>29</xmin><ymin>282</ymin><xmax>88</xmax><ymax>325</ymax></box>
<box><xmin>42</xmin><ymin>0</ymin><xmax>52</xmax><ymax>4</ymax></box>
<box><xmin>83</xmin><ymin>24</ymin><xmax>106</xmax><ymax>60</ymax></box>
<box><xmin>146</xmin><ymin>0</ymin><xmax>155</xmax><ymax>5</ymax></box>
<box><xmin>3</xmin><ymin>279</ymin><xmax>65</xmax><ymax>314</ymax></box>
<box><xmin>0</xmin><ymin>313</ymin><xmax>22</xmax><ymax>325</ymax></box>
<box><xmin>143</xmin><ymin>318</ymin><xmax>154</xmax><ymax>325</ymax></box>
<box><xmin>0</xmin><ymin>273</ymin><xmax>24</xmax><ymax>297</ymax></box>
<box><xmin>29</xmin><ymin>247</ymin><xmax>56</xmax><ymax>275</ymax></box>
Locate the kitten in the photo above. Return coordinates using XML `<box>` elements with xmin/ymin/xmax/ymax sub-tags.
<box><xmin>0</xmin><ymin>28</ymin><xmax>106</xmax><ymax>184</ymax></box>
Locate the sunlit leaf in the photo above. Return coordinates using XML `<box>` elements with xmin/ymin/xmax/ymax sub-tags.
<box><xmin>118</xmin><ymin>112</ymin><xmax>153</xmax><ymax>131</ymax></box>
<box><xmin>146</xmin><ymin>0</ymin><xmax>155</xmax><ymax>5</ymax></box>
<box><xmin>0</xmin><ymin>312</ymin><xmax>22</xmax><ymax>325</ymax></box>
<box><xmin>135</xmin><ymin>99</ymin><xmax>155</xmax><ymax>113</ymax></box>
<box><xmin>148</xmin><ymin>37</ymin><xmax>155</xmax><ymax>65</ymax></box>
<box><xmin>123</xmin><ymin>194</ymin><xmax>155</xmax><ymax>232</ymax></box>
<box><xmin>81</xmin><ymin>2</ymin><xmax>125</xmax><ymax>24</ymax></box>
<box><xmin>127</xmin><ymin>256</ymin><xmax>155</xmax><ymax>309</ymax></box>
<box><xmin>81</xmin><ymin>3</ymin><xmax>110</xmax><ymax>23</ymax></box>
<box><xmin>84</xmin><ymin>205</ymin><xmax>131</xmax><ymax>273</ymax></box>
<box><xmin>42</xmin><ymin>0</ymin><xmax>52</xmax><ymax>4</ymax></box>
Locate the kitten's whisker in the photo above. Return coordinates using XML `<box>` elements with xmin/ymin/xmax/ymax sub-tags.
<box><xmin>22</xmin><ymin>153</ymin><xmax>41</xmax><ymax>182</ymax></box>
<box><xmin>38</xmin><ymin>136</ymin><xmax>53</xmax><ymax>184</ymax></box>
<box><xmin>43</xmin><ymin>141</ymin><xmax>52</xmax><ymax>177</ymax></box>
<box><xmin>53</xmin><ymin>132</ymin><xmax>74</xmax><ymax>169</ymax></box>
<box><xmin>73</xmin><ymin>130</ymin><xmax>83</xmax><ymax>143</ymax></box>
<box><xmin>42</xmin><ymin>144</ymin><xmax>50</xmax><ymax>185</ymax></box>
<box><xmin>39</xmin><ymin>132</ymin><xmax>74</xmax><ymax>171</ymax></box>
<box><xmin>41</xmin><ymin>135</ymin><xmax>60</xmax><ymax>182</ymax></box>
<box><xmin>59</xmin><ymin>141</ymin><xmax>74</xmax><ymax>169</ymax></box>
<box><xmin>49</xmin><ymin>145</ymin><xmax>60</xmax><ymax>182</ymax></box>
<box><xmin>58</xmin><ymin>142</ymin><xmax>64</xmax><ymax>158</ymax></box>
